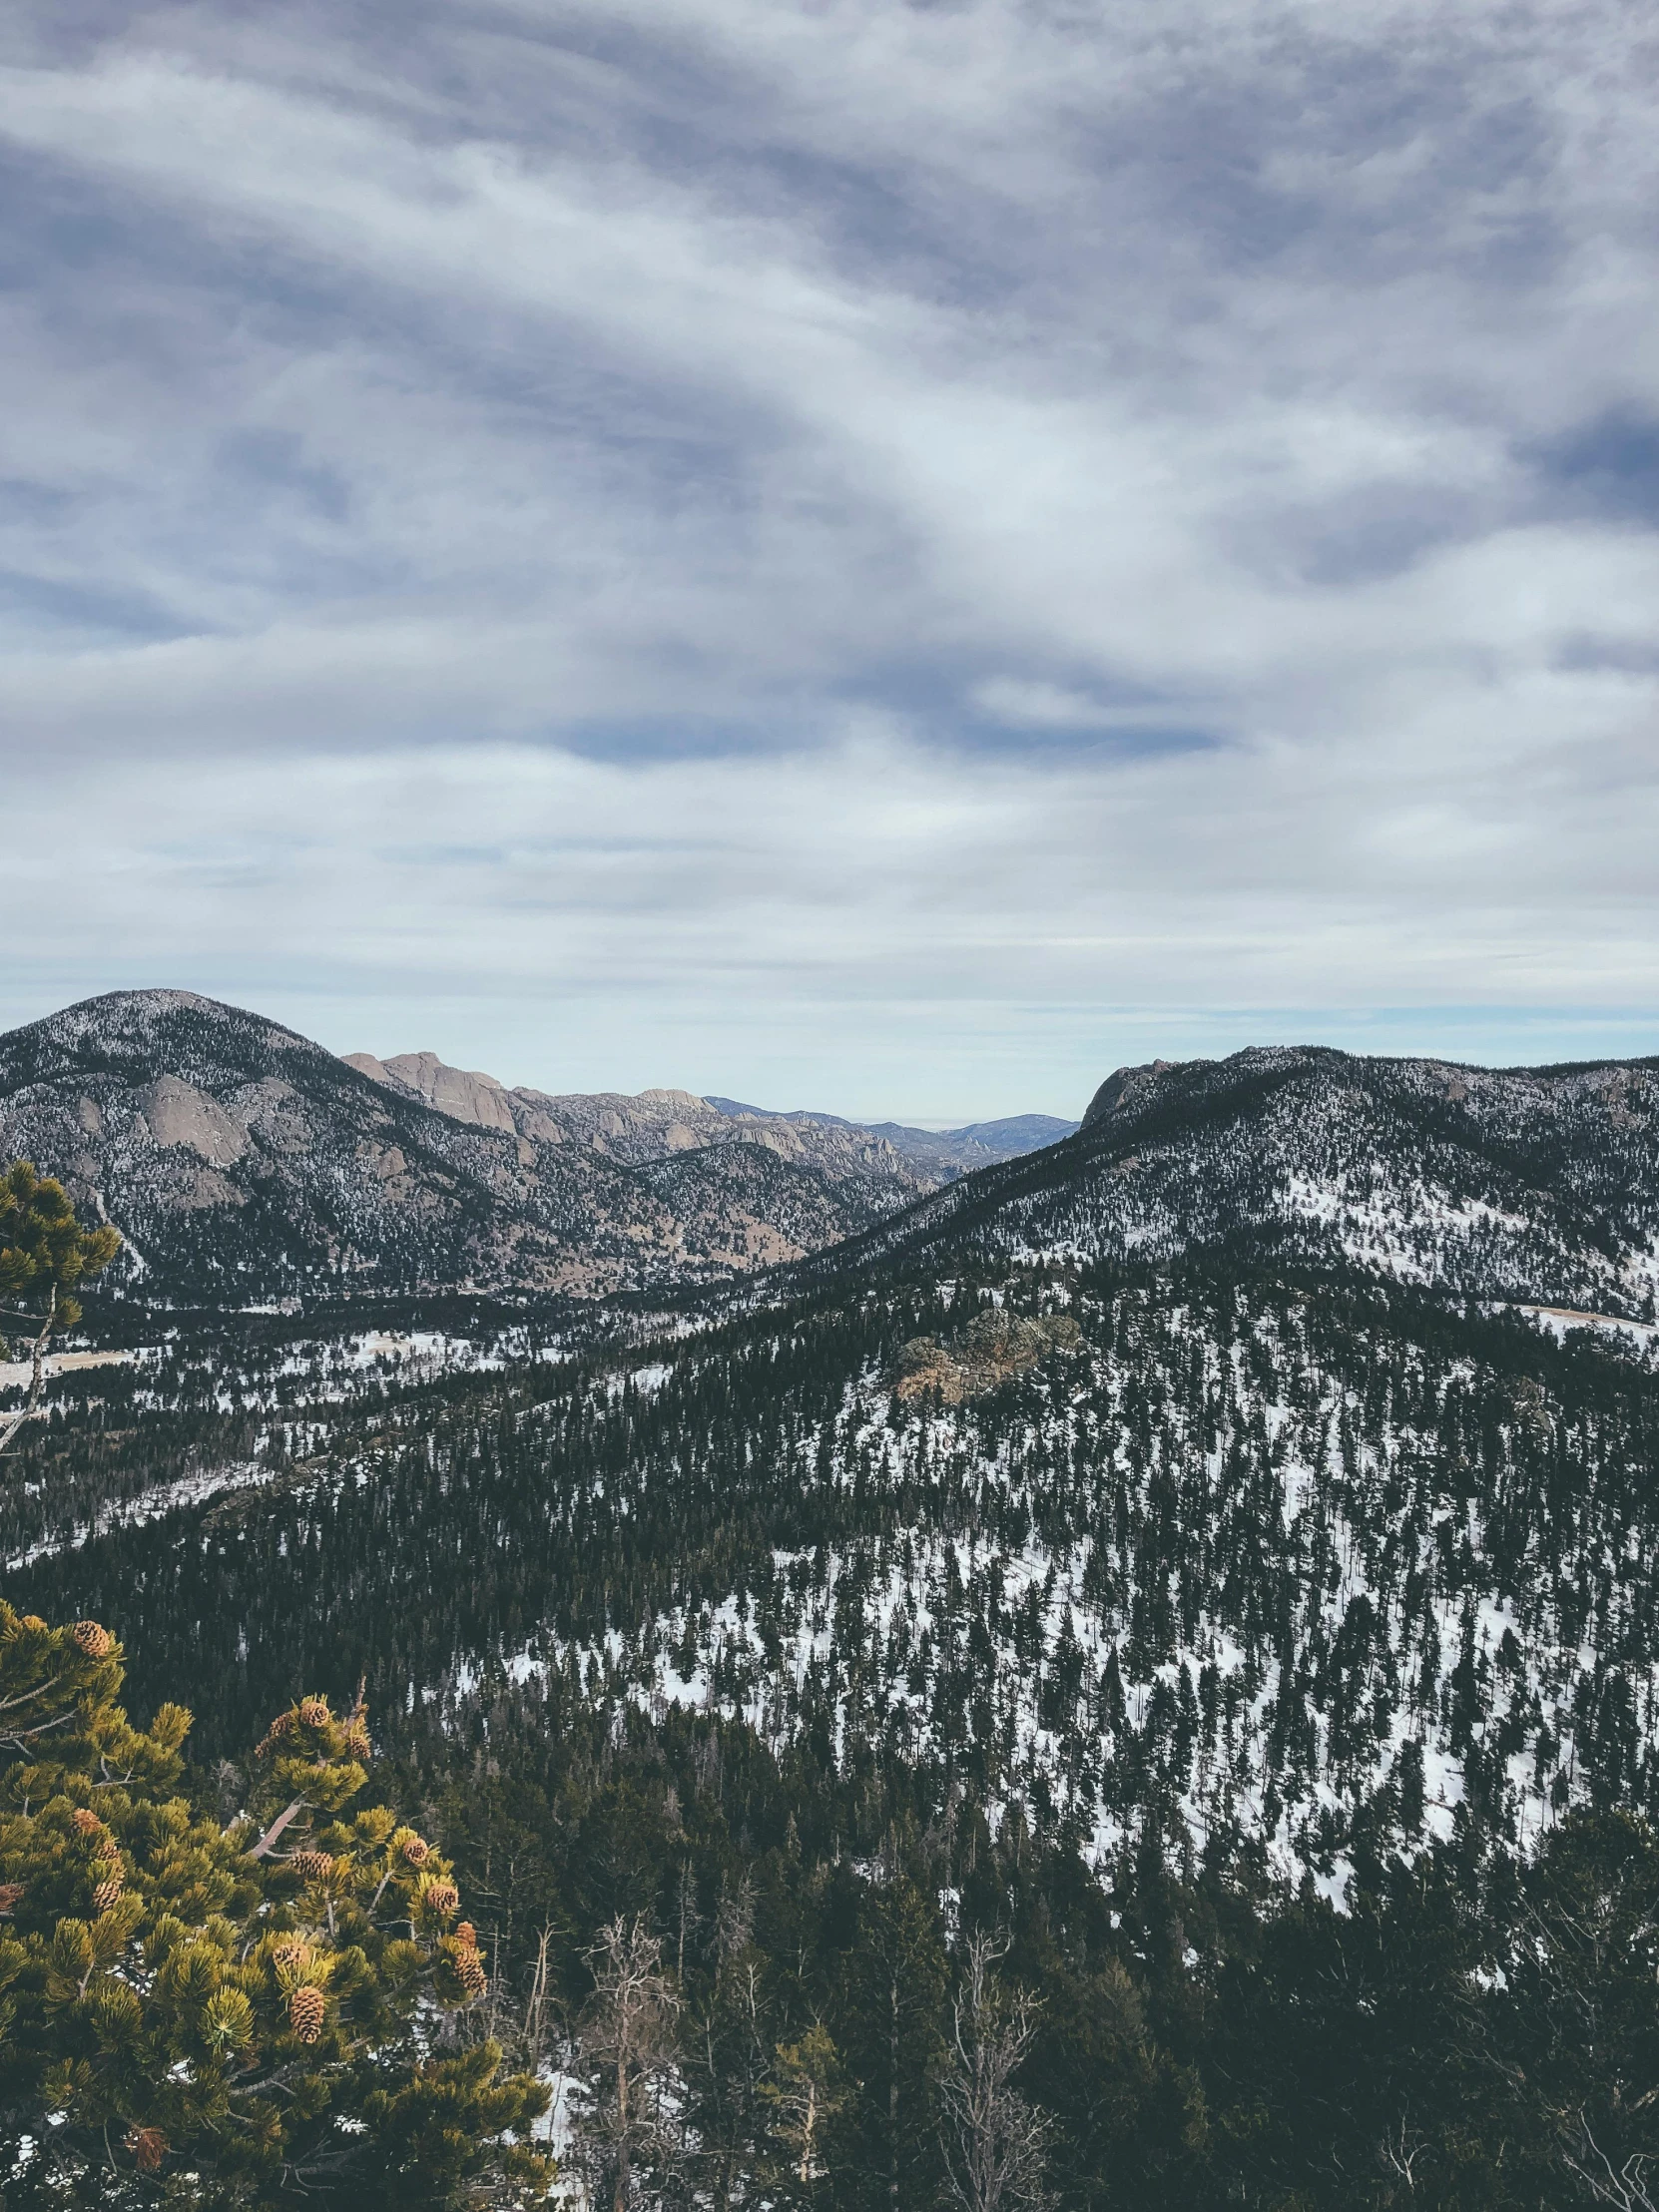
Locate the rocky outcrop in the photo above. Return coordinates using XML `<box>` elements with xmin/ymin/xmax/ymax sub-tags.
<box><xmin>346</xmin><ymin>1051</ymin><xmax>935</xmax><ymax>1203</ymax></box>
<box><xmin>1080</xmin><ymin>1059</ymin><xmax>1182</xmax><ymax>1127</ymax></box>
<box><xmin>344</xmin><ymin>1052</ymin><xmax>518</xmax><ymax>1135</ymax></box>
<box><xmin>139</xmin><ymin>1076</ymin><xmax>251</xmax><ymax>1166</ymax></box>
<box><xmin>893</xmin><ymin>1311</ymin><xmax>1083</xmax><ymax>1402</ymax></box>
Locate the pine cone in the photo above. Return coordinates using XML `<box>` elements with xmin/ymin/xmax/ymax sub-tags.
<box><xmin>255</xmin><ymin>1710</ymin><xmax>293</xmax><ymax>1758</ymax></box>
<box><xmin>93</xmin><ymin>1877</ymin><xmax>124</xmax><ymax>1913</ymax></box>
<box><xmin>73</xmin><ymin>1620</ymin><xmax>114</xmax><ymax>1659</ymax></box>
<box><xmin>126</xmin><ymin>2127</ymin><xmax>167</xmax><ymax>2174</ymax></box>
<box><xmin>400</xmin><ymin>1835</ymin><xmax>431</xmax><ymax>1867</ymax></box>
<box><xmin>0</xmin><ymin>1883</ymin><xmax>23</xmax><ymax>1915</ymax></box>
<box><xmin>271</xmin><ymin>1936</ymin><xmax>311</xmax><ymax>1972</ymax></box>
<box><xmin>298</xmin><ymin>1696</ymin><xmax>330</xmax><ymax>1728</ymax></box>
<box><xmin>72</xmin><ymin>1807</ymin><xmax>103</xmax><ymax>1837</ymax></box>
<box><xmin>289</xmin><ymin>1850</ymin><xmax>335</xmax><ymax>1883</ymax></box>
<box><xmin>96</xmin><ymin>1836</ymin><xmax>122</xmax><ymax>1862</ymax></box>
<box><xmin>456</xmin><ymin>1947</ymin><xmax>488</xmax><ymax>1998</ymax></box>
<box><xmin>289</xmin><ymin>1983</ymin><xmax>326</xmax><ymax>2042</ymax></box>
<box><xmin>344</xmin><ymin>1721</ymin><xmax>371</xmax><ymax>1758</ymax></box>
<box><xmin>455</xmin><ymin>1921</ymin><xmax>478</xmax><ymax>1950</ymax></box>
<box><xmin>423</xmin><ymin>1880</ymin><xmax>459</xmax><ymax>1915</ymax></box>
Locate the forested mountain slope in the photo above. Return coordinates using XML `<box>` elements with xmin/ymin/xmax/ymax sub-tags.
<box><xmin>14</xmin><ymin>1258</ymin><xmax>1659</xmax><ymax>1896</ymax></box>
<box><xmin>0</xmin><ymin>992</ymin><xmax>934</xmax><ymax>1301</ymax></box>
<box><xmin>11</xmin><ymin>1025</ymin><xmax>1659</xmax><ymax>1873</ymax></box>
<box><xmin>12</xmin><ymin>1264</ymin><xmax>1657</xmax><ymax>2209</ymax></box>
<box><xmin>10</xmin><ymin>1046</ymin><xmax>1659</xmax><ymax>2205</ymax></box>
<box><xmin>827</xmin><ymin>1045</ymin><xmax>1659</xmax><ymax>1316</ymax></box>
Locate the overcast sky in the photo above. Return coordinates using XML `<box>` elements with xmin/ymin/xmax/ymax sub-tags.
<box><xmin>3</xmin><ymin>0</ymin><xmax>1657</xmax><ymax>1118</ymax></box>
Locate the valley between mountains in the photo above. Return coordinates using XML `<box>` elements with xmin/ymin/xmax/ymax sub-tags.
<box><xmin>5</xmin><ymin>992</ymin><xmax>1659</xmax><ymax>2204</ymax></box>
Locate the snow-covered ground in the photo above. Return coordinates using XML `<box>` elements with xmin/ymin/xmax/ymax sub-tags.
<box><xmin>4</xmin><ymin>1460</ymin><xmax>273</xmax><ymax>1571</ymax></box>
<box><xmin>451</xmin><ymin>1292</ymin><xmax>1638</xmax><ymax>1892</ymax></box>
<box><xmin>0</xmin><ymin>1346</ymin><xmax>137</xmax><ymax>1391</ymax></box>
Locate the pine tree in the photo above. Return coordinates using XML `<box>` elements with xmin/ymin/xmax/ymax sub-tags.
<box><xmin>835</xmin><ymin>1867</ymin><xmax>946</xmax><ymax>2212</ymax></box>
<box><xmin>0</xmin><ymin>1162</ymin><xmax>122</xmax><ymax>1457</ymax></box>
<box><xmin>0</xmin><ymin>1603</ymin><xmax>549</xmax><ymax>2204</ymax></box>
<box><xmin>759</xmin><ymin>2022</ymin><xmax>847</xmax><ymax>2207</ymax></box>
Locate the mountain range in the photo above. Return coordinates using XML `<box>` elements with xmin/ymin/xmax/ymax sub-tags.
<box><xmin>7</xmin><ymin>987</ymin><xmax>1654</xmax><ymax>1325</ymax></box>
<box><xmin>0</xmin><ymin>990</ymin><xmax>1068</xmax><ymax>1304</ymax></box>
<box><xmin>704</xmin><ymin>1097</ymin><xmax>1079</xmax><ymax>1178</ymax></box>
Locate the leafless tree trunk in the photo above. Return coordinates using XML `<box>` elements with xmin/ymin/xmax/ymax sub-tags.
<box><xmin>798</xmin><ymin>2073</ymin><xmax>820</xmax><ymax>2186</ymax></box>
<box><xmin>522</xmin><ymin>1922</ymin><xmax>555</xmax><ymax>2075</ymax></box>
<box><xmin>573</xmin><ymin>1916</ymin><xmax>683</xmax><ymax>2212</ymax></box>
<box><xmin>1566</xmin><ymin>2120</ymin><xmax>1659</xmax><ymax>2212</ymax></box>
<box><xmin>888</xmin><ymin>1959</ymin><xmax>901</xmax><ymax>2212</ymax></box>
<box><xmin>1380</xmin><ymin>2109</ymin><xmax>1426</xmax><ymax>2193</ymax></box>
<box><xmin>0</xmin><ymin>1286</ymin><xmax>56</xmax><ymax>1459</ymax></box>
<box><xmin>938</xmin><ymin>1933</ymin><xmax>1053</xmax><ymax>2212</ymax></box>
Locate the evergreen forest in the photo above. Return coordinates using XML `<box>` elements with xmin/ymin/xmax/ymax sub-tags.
<box><xmin>6</xmin><ymin>1236</ymin><xmax>1659</xmax><ymax>2206</ymax></box>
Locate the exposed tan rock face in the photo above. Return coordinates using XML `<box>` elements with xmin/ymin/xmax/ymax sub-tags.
<box><xmin>176</xmin><ymin>1166</ymin><xmax>247</xmax><ymax>1210</ymax></box>
<box><xmin>504</xmin><ymin>1084</ymin><xmax>733</xmax><ymax>1165</ymax></box>
<box><xmin>893</xmin><ymin>1314</ymin><xmax>1083</xmax><ymax>1403</ymax></box>
<box><xmin>235</xmin><ymin>1078</ymin><xmax>312</xmax><ymax>1154</ymax></box>
<box><xmin>350</xmin><ymin>1053</ymin><xmax>931</xmax><ymax>1199</ymax></box>
<box><xmin>375</xmin><ymin>1052</ymin><xmax>519</xmax><ymax>1135</ymax></box>
<box><xmin>140</xmin><ymin>1077</ymin><xmax>250</xmax><ymax>1167</ymax></box>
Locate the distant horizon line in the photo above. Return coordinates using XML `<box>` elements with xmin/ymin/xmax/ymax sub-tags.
<box><xmin>3</xmin><ymin>983</ymin><xmax>1658</xmax><ymax>1135</ymax></box>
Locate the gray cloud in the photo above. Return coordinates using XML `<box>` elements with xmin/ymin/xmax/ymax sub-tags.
<box><xmin>2</xmin><ymin>0</ymin><xmax>1658</xmax><ymax>1110</ymax></box>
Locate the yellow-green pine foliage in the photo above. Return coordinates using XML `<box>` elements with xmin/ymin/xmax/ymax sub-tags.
<box><xmin>0</xmin><ymin>1160</ymin><xmax>122</xmax><ymax>1334</ymax></box>
<box><xmin>0</xmin><ymin>1606</ymin><xmax>550</xmax><ymax>2205</ymax></box>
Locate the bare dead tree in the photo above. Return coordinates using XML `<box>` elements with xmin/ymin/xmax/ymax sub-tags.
<box><xmin>521</xmin><ymin>1921</ymin><xmax>556</xmax><ymax>2076</ymax></box>
<box><xmin>938</xmin><ymin>1932</ymin><xmax>1053</xmax><ymax>2212</ymax></box>
<box><xmin>572</xmin><ymin>1916</ymin><xmax>684</xmax><ymax>2212</ymax></box>
<box><xmin>1565</xmin><ymin>2119</ymin><xmax>1659</xmax><ymax>2212</ymax></box>
<box><xmin>1510</xmin><ymin>1857</ymin><xmax>1659</xmax><ymax>2211</ymax></box>
<box><xmin>1380</xmin><ymin>2109</ymin><xmax>1426</xmax><ymax>2194</ymax></box>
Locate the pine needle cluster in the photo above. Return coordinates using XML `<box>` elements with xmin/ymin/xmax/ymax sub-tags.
<box><xmin>0</xmin><ymin>1604</ymin><xmax>550</xmax><ymax>2205</ymax></box>
<box><xmin>0</xmin><ymin>1160</ymin><xmax>121</xmax><ymax>1341</ymax></box>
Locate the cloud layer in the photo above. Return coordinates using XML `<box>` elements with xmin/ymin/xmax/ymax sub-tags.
<box><xmin>4</xmin><ymin>0</ymin><xmax>1658</xmax><ymax>1112</ymax></box>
